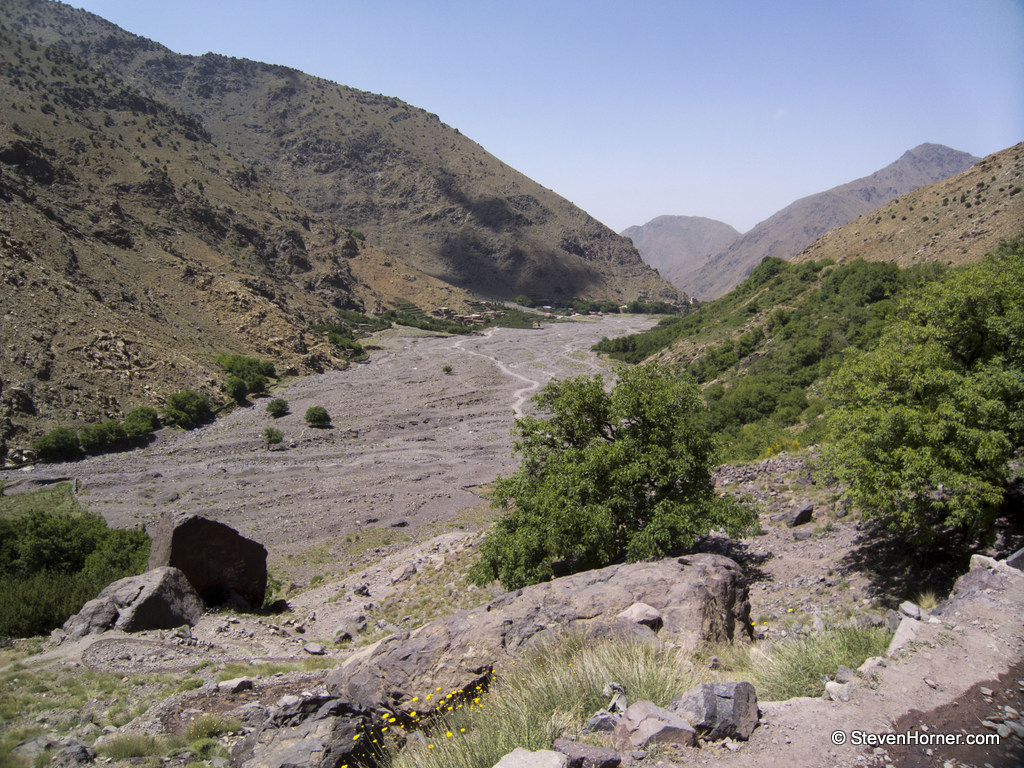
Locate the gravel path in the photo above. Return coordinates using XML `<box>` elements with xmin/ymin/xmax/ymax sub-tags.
<box><xmin>0</xmin><ymin>315</ymin><xmax>655</xmax><ymax>577</ymax></box>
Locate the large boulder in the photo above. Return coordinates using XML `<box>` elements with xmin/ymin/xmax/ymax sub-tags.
<box><xmin>61</xmin><ymin>566</ymin><xmax>203</xmax><ymax>639</ymax></box>
<box><xmin>326</xmin><ymin>554</ymin><xmax>750</xmax><ymax>714</ymax></box>
<box><xmin>611</xmin><ymin>699</ymin><xmax>696</xmax><ymax>750</ymax></box>
<box><xmin>147</xmin><ymin>511</ymin><xmax>267</xmax><ymax>609</ymax></box>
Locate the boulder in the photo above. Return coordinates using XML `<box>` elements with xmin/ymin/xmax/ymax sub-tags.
<box><xmin>325</xmin><ymin>554</ymin><xmax>751</xmax><ymax>715</ymax></box>
<box><xmin>61</xmin><ymin>567</ymin><xmax>203</xmax><ymax>639</ymax></box>
<box><xmin>669</xmin><ymin>681</ymin><xmax>758</xmax><ymax>741</ymax></box>
<box><xmin>493</xmin><ymin>748</ymin><xmax>567</xmax><ymax>768</ymax></box>
<box><xmin>783</xmin><ymin>502</ymin><xmax>814</xmax><ymax>527</ymax></box>
<box><xmin>147</xmin><ymin>511</ymin><xmax>267</xmax><ymax>609</ymax></box>
<box><xmin>552</xmin><ymin>738</ymin><xmax>621</xmax><ymax>768</ymax></box>
<box><xmin>232</xmin><ymin>695</ymin><xmax>380</xmax><ymax>768</ymax></box>
<box><xmin>612</xmin><ymin>699</ymin><xmax>696</xmax><ymax>750</ymax></box>
<box><xmin>1006</xmin><ymin>546</ymin><xmax>1024</xmax><ymax>572</ymax></box>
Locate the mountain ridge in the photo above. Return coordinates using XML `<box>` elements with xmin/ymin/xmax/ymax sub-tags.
<box><xmin>621</xmin><ymin>215</ymin><xmax>740</xmax><ymax>292</ymax></box>
<box><xmin>6</xmin><ymin>0</ymin><xmax>679</xmax><ymax>305</ymax></box>
<box><xmin>631</xmin><ymin>143</ymin><xmax>979</xmax><ymax>299</ymax></box>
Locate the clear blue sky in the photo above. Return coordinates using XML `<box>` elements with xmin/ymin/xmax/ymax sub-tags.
<box><xmin>70</xmin><ymin>0</ymin><xmax>1024</xmax><ymax>233</ymax></box>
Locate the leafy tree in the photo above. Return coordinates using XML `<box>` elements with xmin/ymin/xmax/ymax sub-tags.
<box><xmin>469</xmin><ymin>364</ymin><xmax>755</xmax><ymax>590</ymax></box>
<box><xmin>304</xmin><ymin>406</ymin><xmax>331</xmax><ymax>427</ymax></box>
<box><xmin>123</xmin><ymin>406</ymin><xmax>160</xmax><ymax>437</ymax></box>
<box><xmin>31</xmin><ymin>427</ymin><xmax>81</xmax><ymax>462</ymax></box>
<box><xmin>79</xmin><ymin>420</ymin><xmax>128</xmax><ymax>452</ymax></box>
<box><xmin>265</xmin><ymin>398</ymin><xmax>289</xmax><ymax>418</ymax></box>
<box><xmin>823</xmin><ymin>238</ymin><xmax>1024</xmax><ymax>539</ymax></box>
<box><xmin>163</xmin><ymin>390</ymin><xmax>212</xmax><ymax>429</ymax></box>
<box><xmin>225</xmin><ymin>376</ymin><xmax>249</xmax><ymax>404</ymax></box>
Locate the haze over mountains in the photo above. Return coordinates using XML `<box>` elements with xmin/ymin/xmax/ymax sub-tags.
<box><xmin>626</xmin><ymin>143</ymin><xmax>980</xmax><ymax>299</ymax></box>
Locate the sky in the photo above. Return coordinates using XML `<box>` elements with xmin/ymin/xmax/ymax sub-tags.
<box><xmin>69</xmin><ymin>0</ymin><xmax>1024</xmax><ymax>234</ymax></box>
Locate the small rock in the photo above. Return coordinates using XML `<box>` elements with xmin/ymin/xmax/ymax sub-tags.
<box><xmin>824</xmin><ymin>681</ymin><xmax>853</xmax><ymax>702</ymax></box>
<box><xmin>303</xmin><ymin>643</ymin><xmax>325</xmax><ymax>656</ymax></box>
<box><xmin>492</xmin><ymin>747</ymin><xmax>568</xmax><ymax>768</ymax></box>
<box><xmin>583</xmin><ymin>709</ymin><xmax>620</xmax><ymax>733</ymax></box>
<box><xmin>898</xmin><ymin>601</ymin><xmax>921</xmax><ymax>620</ymax></box>
<box><xmin>923</xmin><ymin>678</ymin><xmax>938</xmax><ymax>690</ymax></box>
<box><xmin>979</xmin><ymin>686</ymin><xmax>994</xmax><ymax>697</ymax></box>
<box><xmin>835</xmin><ymin>665</ymin><xmax>855</xmax><ymax>684</ymax></box>
<box><xmin>552</xmin><ymin>737</ymin><xmax>621</xmax><ymax>768</ymax></box>
<box><xmin>616</xmin><ymin>602</ymin><xmax>663</xmax><ymax>630</ymax></box>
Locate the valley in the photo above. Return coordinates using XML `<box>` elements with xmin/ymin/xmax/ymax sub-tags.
<box><xmin>0</xmin><ymin>315</ymin><xmax>657</xmax><ymax>583</ymax></box>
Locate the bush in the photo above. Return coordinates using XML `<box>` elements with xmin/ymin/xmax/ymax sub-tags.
<box><xmin>31</xmin><ymin>427</ymin><xmax>80</xmax><ymax>462</ymax></box>
<box><xmin>304</xmin><ymin>406</ymin><xmax>331</xmax><ymax>427</ymax></box>
<box><xmin>265</xmin><ymin>398</ymin><xmax>288</xmax><ymax>418</ymax></box>
<box><xmin>163</xmin><ymin>390</ymin><xmax>212</xmax><ymax>430</ymax></box>
<box><xmin>262</xmin><ymin>427</ymin><xmax>283</xmax><ymax>446</ymax></box>
<box><xmin>225</xmin><ymin>376</ymin><xmax>249</xmax><ymax>404</ymax></box>
<box><xmin>469</xmin><ymin>363</ymin><xmax>755</xmax><ymax>590</ymax></box>
<box><xmin>79</xmin><ymin>420</ymin><xmax>128</xmax><ymax>452</ymax></box>
<box><xmin>123</xmin><ymin>406</ymin><xmax>160</xmax><ymax>437</ymax></box>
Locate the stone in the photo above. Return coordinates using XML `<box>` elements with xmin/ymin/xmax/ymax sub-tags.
<box><xmin>887</xmin><ymin>617</ymin><xmax>920</xmax><ymax>655</ymax></box>
<box><xmin>218</xmin><ymin>677</ymin><xmax>254</xmax><ymax>694</ymax></box>
<box><xmin>616</xmin><ymin>602</ymin><xmax>662</xmax><ymax>630</ymax></box>
<box><xmin>303</xmin><ymin>643</ymin><xmax>325</xmax><ymax>656</ymax></box>
<box><xmin>61</xmin><ymin>567</ymin><xmax>203</xmax><ymax>639</ymax></box>
<box><xmin>613</xmin><ymin>700</ymin><xmax>696</xmax><ymax>750</ymax></box>
<box><xmin>783</xmin><ymin>502</ymin><xmax>814</xmax><ymax>527</ymax></box>
<box><xmin>824</xmin><ymin>681</ymin><xmax>853</xmax><ymax>702</ymax></box>
<box><xmin>233</xmin><ymin>696</ymin><xmax>380</xmax><ymax>768</ymax></box>
<box><xmin>493</xmin><ymin>747</ymin><xmax>568</xmax><ymax>768</ymax></box>
<box><xmin>792</xmin><ymin>529</ymin><xmax>813</xmax><ymax>541</ymax></box>
<box><xmin>899</xmin><ymin>601</ymin><xmax>921</xmax><ymax>620</ymax></box>
<box><xmin>669</xmin><ymin>681</ymin><xmax>759</xmax><ymax>741</ymax></box>
<box><xmin>326</xmin><ymin>554</ymin><xmax>751</xmax><ymax>715</ymax></box>
<box><xmin>1006</xmin><ymin>546</ymin><xmax>1024</xmax><ymax>572</ymax></box>
<box><xmin>52</xmin><ymin>741</ymin><xmax>95</xmax><ymax>768</ymax></box>
<box><xmin>147</xmin><ymin>511</ymin><xmax>267</xmax><ymax>609</ymax></box>
<box><xmin>390</xmin><ymin>562</ymin><xmax>418</xmax><ymax>584</ymax></box>
<box><xmin>835</xmin><ymin>665</ymin><xmax>855</xmax><ymax>684</ymax></box>
<box><xmin>583</xmin><ymin>709</ymin><xmax>620</xmax><ymax>733</ymax></box>
<box><xmin>552</xmin><ymin>738</ymin><xmax>621</xmax><ymax>768</ymax></box>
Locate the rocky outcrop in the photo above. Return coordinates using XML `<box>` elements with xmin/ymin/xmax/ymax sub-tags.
<box><xmin>147</xmin><ymin>512</ymin><xmax>267</xmax><ymax>609</ymax></box>
<box><xmin>231</xmin><ymin>695</ymin><xmax>381</xmax><ymax>768</ymax></box>
<box><xmin>325</xmin><ymin>554</ymin><xmax>751</xmax><ymax>715</ymax></box>
<box><xmin>60</xmin><ymin>566</ymin><xmax>202</xmax><ymax>640</ymax></box>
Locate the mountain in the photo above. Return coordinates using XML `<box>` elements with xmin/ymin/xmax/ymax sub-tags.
<box><xmin>682</xmin><ymin>143</ymin><xmax>979</xmax><ymax>299</ymax></box>
<box><xmin>5</xmin><ymin>0</ymin><xmax>679</xmax><ymax>306</ymax></box>
<box><xmin>794</xmin><ymin>143</ymin><xmax>1024</xmax><ymax>269</ymax></box>
<box><xmin>0</xmin><ymin>18</ymin><xmax>477</xmax><ymax>452</ymax></box>
<box><xmin>621</xmin><ymin>216</ymin><xmax>740</xmax><ymax>291</ymax></box>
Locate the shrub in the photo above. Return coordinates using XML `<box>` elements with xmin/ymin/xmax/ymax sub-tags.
<box><xmin>304</xmin><ymin>406</ymin><xmax>331</xmax><ymax>427</ymax></box>
<box><xmin>123</xmin><ymin>406</ymin><xmax>160</xmax><ymax>437</ymax></box>
<box><xmin>262</xmin><ymin>427</ymin><xmax>283</xmax><ymax>447</ymax></box>
<box><xmin>442</xmin><ymin>364</ymin><xmax>453</xmax><ymax>374</ymax></box>
<box><xmin>79</xmin><ymin>420</ymin><xmax>128</xmax><ymax>452</ymax></box>
<box><xmin>31</xmin><ymin>427</ymin><xmax>81</xmax><ymax>462</ymax></box>
<box><xmin>470</xmin><ymin>363</ymin><xmax>755</xmax><ymax>590</ymax></box>
<box><xmin>225</xmin><ymin>376</ymin><xmax>249</xmax><ymax>404</ymax></box>
<box><xmin>265</xmin><ymin>398</ymin><xmax>289</xmax><ymax>418</ymax></box>
<box><xmin>163</xmin><ymin>390</ymin><xmax>212</xmax><ymax>430</ymax></box>
<box><xmin>97</xmin><ymin>734</ymin><xmax>163</xmax><ymax>760</ymax></box>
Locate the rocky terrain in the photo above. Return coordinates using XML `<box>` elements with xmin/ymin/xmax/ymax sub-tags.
<box><xmin>2</xmin><ymin>315</ymin><xmax>1023</xmax><ymax>768</ymax></box>
<box><xmin>671</xmin><ymin>144</ymin><xmax>981</xmax><ymax>299</ymax></box>
<box><xmin>6</xmin><ymin>0</ymin><xmax>679</xmax><ymax>306</ymax></box>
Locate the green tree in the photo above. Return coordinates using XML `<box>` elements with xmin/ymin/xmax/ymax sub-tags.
<box><xmin>304</xmin><ymin>406</ymin><xmax>331</xmax><ymax>427</ymax></box>
<box><xmin>262</xmin><ymin>426</ymin><xmax>283</xmax><ymax>447</ymax></box>
<box><xmin>123</xmin><ymin>406</ymin><xmax>160</xmax><ymax>437</ymax></box>
<box><xmin>469</xmin><ymin>363</ymin><xmax>755</xmax><ymax>590</ymax></box>
<box><xmin>823</xmin><ymin>238</ymin><xmax>1024</xmax><ymax>539</ymax></box>
<box><xmin>31</xmin><ymin>427</ymin><xmax>81</xmax><ymax>462</ymax></box>
<box><xmin>163</xmin><ymin>390</ymin><xmax>212</xmax><ymax>429</ymax></box>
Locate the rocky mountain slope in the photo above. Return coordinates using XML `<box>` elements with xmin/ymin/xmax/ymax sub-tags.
<box><xmin>621</xmin><ymin>215</ymin><xmax>740</xmax><ymax>291</ymax></box>
<box><xmin>0</xmin><ymin>20</ymin><xmax>468</xmax><ymax>451</ymax></box>
<box><xmin>6</xmin><ymin>0</ymin><xmax>678</xmax><ymax>306</ymax></box>
<box><xmin>794</xmin><ymin>142</ymin><xmax>1024</xmax><ymax>269</ymax></box>
<box><xmin>681</xmin><ymin>143</ymin><xmax>979</xmax><ymax>299</ymax></box>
